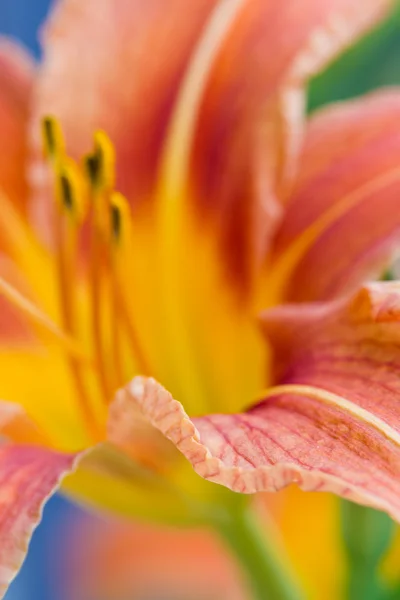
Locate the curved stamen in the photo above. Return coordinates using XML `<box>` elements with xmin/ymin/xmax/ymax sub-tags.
<box><xmin>52</xmin><ymin>158</ymin><xmax>100</xmax><ymax>439</ymax></box>
<box><xmin>42</xmin><ymin>115</ymin><xmax>65</xmax><ymax>161</ymax></box>
<box><xmin>0</xmin><ymin>275</ymin><xmax>89</xmax><ymax>361</ymax></box>
<box><xmin>84</xmin><ymin>130</ymin><xmax>115</xmax><ymax>193</ymax></box>
<box><xmin>41</xmin><ymin>118</ymin><xmax>101</xmax><ymax>438</ymax></box>
<box><xmin>40</xmin><ymin>118</ymin><xmax>154</xmax><ymax>436</ymax></box>
<box><xmin>109</xmin><ymin>192</ymin><xmax>152</xmax><ymax>378</ymax></box>
<box><xmin>86</xmin><ymin>134</ymin><xmax>117</xmax><ymax>402</ymax></box>
<box><xmin>85</xmin><ymin>134</ymin><xmax>152</xmax><ymax>392</ymax></box>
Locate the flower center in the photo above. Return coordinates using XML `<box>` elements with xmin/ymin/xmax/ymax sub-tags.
<box><xmin>0</xmin><ymin>117</ymin><xmax>267</xmax><ymax>447</ymax></box>
<box><xmin>44</xmin><ymin>118</ymin><xmax>155</xmax><ymax>439</ymax></box>
<box><xmin>0</xmin><ymin>117</ymin><xmax>155</xmax><ymax>443</ymax></box>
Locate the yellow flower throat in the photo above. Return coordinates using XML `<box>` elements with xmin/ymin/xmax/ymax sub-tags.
<box><xmin>0</xmin><ymin>117</ymin><xmax>266</xmax><ymax>450</ymax></box>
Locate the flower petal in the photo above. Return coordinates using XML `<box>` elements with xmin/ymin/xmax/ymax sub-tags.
<box><xmin>178</xmin><ymin>0</ymin><xmax>392</xmax><ymax>290</ymax></box>
<box><xmin>33</xmin><ymin>0</ymin><xmax>217</xmax><ymax>202</ymax></box>
<box><xmin>261</xmin><ymin>282</ymin><xmax>400</xmax><ymax>432</ymax></box>
<box><xmin>0</xmin><ymin>444</ymin><xmax>77</xmax><ymax>598</ymax></box>
<box><xmin>270</xmin><ymin>90</ymin><xmax>400</xmax><ymax>302</ymax></box>
<box><xmin>32</xmin><ymin>0</ymin><xmax>391</xmax><ymax>290</ymax></box>
<box><xmin>0</xmin><ymin>39</ymin><xmax>35</xmax><ymax>213</ymax></box>
<box><xmin>97</xmin><ymin>394</ymin><xmax>236</xmax><ymax>524</ymax></box>
<box><xmin>119</xmin><ymin>284</ymin><xmax>400</xmax><ymax>522</ymax></box>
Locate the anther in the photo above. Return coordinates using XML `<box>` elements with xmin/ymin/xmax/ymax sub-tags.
<box><xmin>85</xmin><ymin>153</ymin><xmax>102</xmax><ymax>188</ymax></box>
<box><xmin>55</xmin><ymin>159</ymin><xmax>87</xmax><ymax>223</ymax></box>
<box><xmin>110</xmin><ymin>192</ymin><xmax>130</xmax><ymax>243</ymax></box>
<box><xmin>41</xmin><ymin>116</ymin><xmax>65</xmax><ymax>160</ymax></box>
<box><xmin>111</xmin><ymin>204</ymin><xmax>121</xmax><ymax>241</ymax></box>
<box><xmin>84</xmin><ymin>130</ymin><xmax>115</xmax><ymax>192</ymax></box>
<box><xmin>59</xmin><ymin>173</ymin><xmax>74</xmax><ymax>211</ymax></box>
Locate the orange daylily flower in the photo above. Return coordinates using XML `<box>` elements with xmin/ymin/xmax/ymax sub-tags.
<box><xmin>0</xmin><ymin>0</ymin><xmax>398</xmax><ymax>596</ymax></box>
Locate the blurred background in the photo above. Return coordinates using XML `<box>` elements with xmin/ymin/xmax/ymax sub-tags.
<box><xmin>1</xmin><ymin>1</ymin><xmax>400</xmax><ymax>599</ymax></box>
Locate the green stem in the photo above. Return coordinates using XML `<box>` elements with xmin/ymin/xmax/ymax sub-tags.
<box><xmin>211</xmin><ymin>504</ymin><xmax>303</xmax><ymax>600</ymax></box>
<box><xmin>340</xmin><ymin>499</ymin><xmax>395</xmax><ymax>600</ymax></box>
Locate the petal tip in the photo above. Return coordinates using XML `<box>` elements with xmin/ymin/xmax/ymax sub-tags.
<box><xmin>128</xmin><ymin>377</ymin><xmax>146</xmax><ymax>399</ymax></box>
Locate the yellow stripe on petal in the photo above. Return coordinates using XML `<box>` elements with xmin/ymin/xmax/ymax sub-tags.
<box><xmin>259</xmin><ymin>384</ymin><xmax>400</xmax><ymax>447</ymax></box>
<box><xmin>157</xmin><ymin>0</ymin><xmax>246</xmax><ymax>202</ymax></box>
<box><xmin>265</xmin><ymin>165</ymin><xmax>400</xmax><ymax>306</ymax></box>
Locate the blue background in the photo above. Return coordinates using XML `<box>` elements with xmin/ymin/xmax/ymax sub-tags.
<box><xmin>0</xmin><ymin>0</ymin><xmax>51</xmax><ymax>57</ymax></box>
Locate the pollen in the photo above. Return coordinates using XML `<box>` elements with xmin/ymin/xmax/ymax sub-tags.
<box><xmin>0</xmin><ymin>116</ymin><xmax>151</xmax><ymax>441</ymax></box>
<box><xmin>41</xmin><ymin>115</ymin><xmax>65</xmax><ymax>161</ymax></box>
<box><xmin>25</xmin><ymin>117</ymin><xmax>152</xmax><ymax>439</ymax></box>
<box><xmin>54</xmin><ymin>158</ymin><xmax>88</xmax><ymax>224</ymax></box>
<box><xmin>84</xmin><ymin>130</ymin><xmax>115</xmax><ymax>192</ymax></box>
<box><xmin>110</xmin><ymin>192</ymin><xmax>130</xmax><ymax>242</ymax></box>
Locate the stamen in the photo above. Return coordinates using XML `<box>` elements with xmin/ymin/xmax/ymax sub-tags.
<box><xmin>0</xmin><ymin>275</ymin><xmax>89</xmax><ymax>361</ymax></box>
<box><xmin>109</xmin><ymin>192</ymin><xmax>151</xmax><ymax>377</ymax></box>
<box><xmin>110</xmin><ymin>192</ymin><xmax>130</xmax><ymax>243</ymax></box>
<box><xmin>111</xmin><ymin>204</ymin><xmax>121</xmax><ymax>241</ymax></box>
<box><xmin>88</xmin><ymin>224</ymin><xmax>113</xmax><ymax>402</ymax></box>
<box><xmin>40</xmin><ymin>119</ymin><xmax>151</xmax><ymax>433</ymax></box>
<box><xmin>84</xmin><ymin>131</ymin><xmax>116</xmax><ymax>244</ymax></box>
<box><xmin>60</xmin><ymin>174</ymin><xmax>73</xmax><ymax>210</ymax></box>
<box><xmin>85</xmin><ymin>141</ymin><xmax>138</xmax><ymax>389</ymax></box>
<box><xmin>84</xmin><ymin>130</ymin><xmax>115</xmax><ymax>192</ymax></box>
<box><xmin>85</xmin><ymin>132</ymin><xmax>117</xmax><ymax>401</ymax></box>
<box><xmin>41</xmin><ymin>118</ymin><xmax>102</xmax><ymax>438</ymax></box>
<box><xmin>0</xmin><ymin>189</ymin><xmax>52</xmax><ymax>306</ymax></box>
<box><xmin>54</xmin><ymin>158</ymin><xmax>87</xmax><ymax>224</ymax></box>
<box><xmin>41</xmin><ymin>116</ymin><xmax>65</xmax><ymax>160</ymax></box>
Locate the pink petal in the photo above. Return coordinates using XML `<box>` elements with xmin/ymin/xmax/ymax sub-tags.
<box><xmin>113</xmin><ymin>284</ymin><xmax>400</xmax><ymax>522</ymax></box>
<box><xmin>0</xmin><ymin>39</ymin><xmax>35</xmax><ymax>213</ymax></box>
<box><xmin>188</xmin><ymin>0</ymin><xmax>391</xmax><ymax>287</ymax></box>
<box><xmin>0</xmin><ymin>444</ymin><xmax>78</xmax><ymax>598</ymax></box>
<box><xmin>272</xmin><ymin>90</ymin><xmax>400</xmax><ymax>301</ymax></box>
<box><xmin>33</xmin><ymin>0</ymin><xmax>217</xmax><ymax>202</ymax></box>
<box><xmin>32</xmin><ymin>0</ymin><xmax>391</xmax><ymax>291</ymax></box>
<box><xmin>261</xmin><ymin>282</ymin><xmax>400</xmax><ymax>431</ymax></box>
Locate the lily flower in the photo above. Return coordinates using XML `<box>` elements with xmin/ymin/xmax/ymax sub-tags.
<box><xmin>0</xmin><ymin>0</ymin><xmax>398</xmax><ymax>596</ymax></box>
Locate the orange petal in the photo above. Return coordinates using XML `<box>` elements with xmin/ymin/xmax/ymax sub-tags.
<box><xmin>0</xmin><ymin>39</ymin><xmax>35</xmax><ymax>213</ymax></box>
<box><xmin>116</xmin><ymin>283</ymin><xmax>400</xmax><ymax>522</ymax></box>
<box><xmin>0</xmin><ymin>444</ymin><xmax>78</xmax><ymax>598</ymax></box>
<box><xmin>33</xmin><ymin>0</ymin><xmax>217</xmax><ymax>202</ymax></box>
<box><xmin>271</xmin><ymin>90</ymin><xmax>400</xmax><ymax>302</ymax></box>
<box><xmin>185</xmin><ymin>0</ymin><xmax>392</xmax><ymax>288</ymax></box>
<box><xmin>32</xmin><ymin>0</ymin><xmax>391</xmax><ymax>292</ymax></box>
